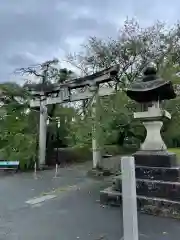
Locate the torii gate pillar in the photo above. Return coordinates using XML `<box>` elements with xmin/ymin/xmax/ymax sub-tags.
<box><xmin>39</xmin><ymin>101</ymin><xmax>48</xmax><ymax>167</ymax></box>
<box><xmin>91</xmin><ymin>85</ymin><xmax>102</xmax><ymax>169</ymax></box>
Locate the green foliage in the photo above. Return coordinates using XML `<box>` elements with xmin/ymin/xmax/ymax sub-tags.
<box><xmin>0</xmin><ymin>110</ymin><xmax>38</xmax><ymax>170</ymax></box>
<box><xmin>67</xmin><ymin>115</ymin><xmax>92</xmax><ymax>147</ymax></box>
<box><xmin>69</xmin><ymin>146</ymin><xmax>92</xmax><ymax>162</ymax></box>
<box><xmin>0</xmin><ymin>82</ymin><xmax>38</xmax><ymax>170</ymax></box>
<box><xmin>69</xmin><ymin>19</ymin><xmax>180</xmax><ymax>88</ymax></box>
<box><xmin>67</xmin><ymin>19</ymin><xmax>180</xmax><ymax>150</ymax></box>
<box><xmin>161</xmin><ymin>98</ymin><xmax>180</xmax><ymax>147</ymax></box>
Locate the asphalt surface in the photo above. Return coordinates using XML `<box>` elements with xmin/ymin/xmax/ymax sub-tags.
<box><xmin>0</xmin><ymin>165</ymin><xmax>180</xmax><ymax>239</ymax></box>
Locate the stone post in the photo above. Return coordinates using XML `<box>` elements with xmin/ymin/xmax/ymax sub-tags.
<box><xmin>121</xmin><ymin>156</ymin><xmax>139</xmax><ymax>240</ymax></box>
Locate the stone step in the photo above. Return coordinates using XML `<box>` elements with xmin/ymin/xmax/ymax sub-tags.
<box><xmin>136</xmin><ymin>165</ymin><xmax>180</xmax><ymax>182</ymax></box>
<box><xmin>100</xmin><ymin>187</ymin><xmax>180</xmax><ymax>219</ymax></box>
<box><xmin>113</xmin><ymin>176</ymin><xmax>180</xmax><ymax>201</ymax></box>
<box><xmin>117</xmin><ymin>164</ymin><xmax>180</xmax><ymax>182</ymax></box>
<box><xmin>134</xmin><ymin>150</ymin><xmax>177</xmax><ymax>167</ymax></box>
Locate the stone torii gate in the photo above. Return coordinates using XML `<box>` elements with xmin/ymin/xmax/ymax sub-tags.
<box><xmin>29</xmin><ymin>65</ymin><xmax>119</xmax><ymax>169</ymax></box>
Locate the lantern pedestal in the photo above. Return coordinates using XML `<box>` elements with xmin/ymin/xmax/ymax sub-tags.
<box><xmin>133</xmin><ymin>106</ymin><xmax>177</xmax><ymax>167</ymax></box>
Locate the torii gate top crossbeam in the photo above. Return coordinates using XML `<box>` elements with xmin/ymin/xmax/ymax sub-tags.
<box><xmin>27</xmin><ymin>65</ymin><xmax>119</xmax><ymax>97</ymax></box>
<box><xmin>61</xmin><ymin>65</ymin><xmax>119</xmax><ymax>89</ymax></box>
<box><xmin>28</xmin><ymin>65</ymin><xmax>119</xmax><ymax>107</ymax></box>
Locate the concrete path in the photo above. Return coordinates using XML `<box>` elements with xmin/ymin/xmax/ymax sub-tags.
<box><xmin>0</xmin><ymin>159</ymin><xmax>179</xmax><ymax>239</ymax></box>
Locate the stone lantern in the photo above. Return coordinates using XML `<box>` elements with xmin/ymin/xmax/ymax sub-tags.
<box><xmin>126</xmin><ymin>66</ymin><xmax>176</xmax><ymax>166</ymax></box>
<box><xmin>100</xmin><ymin>66</ymin><xmax>180</xmax><ymax>219</ymax></box>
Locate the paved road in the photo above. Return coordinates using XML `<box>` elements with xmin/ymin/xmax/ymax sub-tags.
<box><xmin>0</xmin><ymin>165</ymin><xmax>179</xmax><ymax>239</ymax></box>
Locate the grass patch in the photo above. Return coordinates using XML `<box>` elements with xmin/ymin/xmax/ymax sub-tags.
<box><xmin>168</xmin><ymin>148</ymin><xmax>180</xmax><ymax>156</ymax></box>
<box><xmin>168</xmin><ymin>148</ymin><xmax>180</xmax><ymax>162</ymax></box>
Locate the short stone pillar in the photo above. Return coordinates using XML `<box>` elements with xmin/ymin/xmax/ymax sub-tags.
<box><xmin>141</xmin><ymin>121</ymin><xmax>166</xmax><ymax>150</ymax></box>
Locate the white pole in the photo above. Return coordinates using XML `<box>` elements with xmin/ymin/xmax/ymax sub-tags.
<box><xmin>57</xmin><ymin>118</ymin><xmax>60</xmax><ymax>166</ymax></box>
<box><xmin>34</xmin><ymin>162</ymin><xmax>38</xmax><ymax>179</ymax></box>
<box><xmin>92</xmin><ymin>92</ymin><xmax>102</xmax><ymax>169</ymax></box>
<box><xmin>121</xmin><ymin>156</ymin><xmax>139</xmax><ymax>240</ymax></box>
<box><xmin>39</xmin><ymin>100</ymin><xmax>47</xmax><ymax>167</ymax></box>
<box><xmin>53</xmin><ymin>118</ymin><xmax>60</xmax><ymax>178</ymax></box>
<box><xmin>54</xmin><ymin>163</ymin><xmax>59</xmax><ymax>178</ymax></box>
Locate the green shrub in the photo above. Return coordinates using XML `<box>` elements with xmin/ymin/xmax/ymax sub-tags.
<box><xmin>70</xmin><ymin>146</ymin><xmax>92</xmax><ymax>162</ymax></box>
<box><xmin>103</xmin><ymin>144</ymin><xmax>137</xmax><ymax>156</ymax></box>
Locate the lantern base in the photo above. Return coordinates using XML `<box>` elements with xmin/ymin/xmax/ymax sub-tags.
<box><xmin>133</xmin><ymin>150</ymin><xmax>177</xmax><ymax>168</ymax></box>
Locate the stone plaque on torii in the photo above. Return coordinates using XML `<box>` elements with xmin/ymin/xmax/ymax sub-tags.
<box><xmin>28</xmin><ymin>65</ymin><xmax>119</xmax><ymax>169</ymax></box>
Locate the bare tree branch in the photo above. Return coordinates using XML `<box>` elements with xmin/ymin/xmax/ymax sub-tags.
<box><xmin>15</xmin><ymin>58</ymin><xmax>60</xmax><ymax>84</ymax></box>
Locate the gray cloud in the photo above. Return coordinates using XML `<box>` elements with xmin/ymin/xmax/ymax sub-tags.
<box><xmin>0</xmin><ymin>0</ymin><xmax>180</xmax><ymax>82</ymax></box>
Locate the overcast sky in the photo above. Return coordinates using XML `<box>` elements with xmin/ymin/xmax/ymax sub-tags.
<box><xmin>1</xmin><ymin>0</ymin><xmax>180</xmax><ymax>82</ymax></box>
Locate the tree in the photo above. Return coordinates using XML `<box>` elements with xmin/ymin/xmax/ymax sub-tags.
<box><xmin>18</xmin><ymin>59</ymin><xmax>75</xmax><ymax>119</ymax></box>
<box><xmin>68</xmin><ymin>19</ymin><xmax>180</xmax><ymax>87</ymax></box>
<box><xmin>0</xmin><ymin>82</ymin><xmax>38</xmax><ymax>169</ymax></box>
<box><xmin>66</xmin><ymin>19</ymin><xmax>180</xmax><ymax>148</ymax></box>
